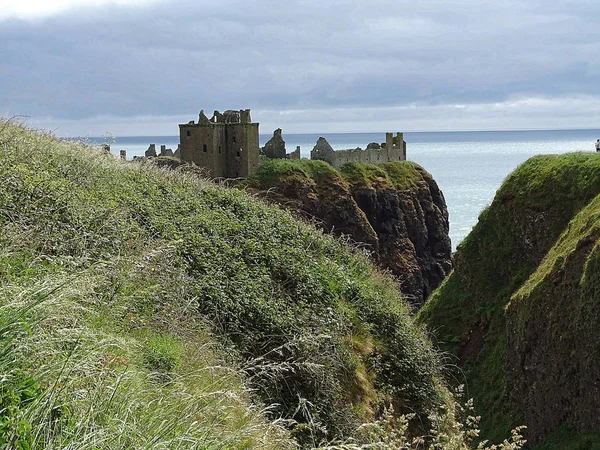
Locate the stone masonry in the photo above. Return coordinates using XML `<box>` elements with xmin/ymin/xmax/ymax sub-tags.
<box><xmin>262</xmin><ymin>128</ymin><xmax>286</xmax><ymax>159</ymax></box>
<box><xmin>179</xmin><ymin>109</ymin><xmax>260</xmax><ymax>178</ymax></box>
<box><xmin>311</xmin><ymin>132</ymin><xmax>406</xmax><ymax>169</ymax></box>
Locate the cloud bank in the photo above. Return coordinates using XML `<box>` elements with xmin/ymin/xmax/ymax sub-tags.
<box><xmin>2</xmin><ymin>0</ymin><xmax>600</xmax><ymax>135</ymax></box>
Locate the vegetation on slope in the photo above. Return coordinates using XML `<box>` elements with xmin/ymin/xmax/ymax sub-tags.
<box><xmin>247</xmin><ymin>159</ymin><xmax>452</xmax><ymax>307</ymax></box>
<box><xmin>418</xmin><ymin>152</ymin><xmax>600</xmax><ymax>447</ymax></box>
<box><xmin>340</xmin><ymin>161</ymin><xmax>425</xmax><ymax>191</ymax></box>
<box><xmin>0</xmin><ymin>121</ymin><xmax>450</xmax><ymax>448</ymax></box>
<box><xmin>505</xmin><ymin>192</ymin><xmax>600</xmax><ymax>446</ymax></box>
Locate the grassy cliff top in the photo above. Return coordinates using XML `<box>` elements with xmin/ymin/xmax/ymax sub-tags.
<box><xmin>248</xmin><ymin>158</ymin><xmax>342</xmax><ymax>187</ymax></box>
<box><xmin>418</xmin><ymin>151</ymin><xmax>600</xmax><ymax>446</ymax></box>
<box><xmin>0</xmin><ymin>121</ymin><xmax>452</xmax><ymax>448</ymax></box>
<box><xmin>248</xmin><ymin>158</ymin><xmax>429</xmax><ymax>192</ymax></box>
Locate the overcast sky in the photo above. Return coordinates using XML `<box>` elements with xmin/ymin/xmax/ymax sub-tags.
<box><xmin>1</xmin><ymin>0</ymin><xmax>600</xmax><ymax>136</ymax></box>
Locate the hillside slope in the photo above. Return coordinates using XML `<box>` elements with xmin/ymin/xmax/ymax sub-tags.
<box><xmin>0</xmin><ymin>121</ymin><xmax>455</xmax><ymax>448</ymax></box>
<box><xmin>418</xmin><ymin>152</ymin><xmax>600</xmax><ymax>448</ymax></box>
<box><xmin>247</xmin><ymin>159</ymin><xmax>452</xmax><ymax>307</ymax></box>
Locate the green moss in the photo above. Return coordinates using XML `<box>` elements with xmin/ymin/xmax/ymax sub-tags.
<box><xmin>382</xmin><ymin>161</ymin><xmax>427</xmax><ymax>189</ymax></box>
<box><xmin>339</xmin><ymin>162</ymin><xmax>390</xmax><ymax>188</ymax></box>
<box><xmin>509</xmin><ymin>193</ymin><xmax>600</xmax><ymax>329</ymax></box>
<box><xmin>339</xmin><ymin>161</ymin><xmax>426</xmax><ymax>191</ymax></box>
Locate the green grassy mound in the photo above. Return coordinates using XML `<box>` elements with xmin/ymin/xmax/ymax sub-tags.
<box><xmin>247</xmin><ymin>159</ymin><xmax>452</xmax><ymax>308</ymax></box>
<box><xmin>250</xmin><ymin>158</ymin><xmax>340</xmax><ymax>186</ymax></box>
<box><xmin>418</xmin><ymin>152</ymin><xmax>600</xmax><ymax>447</ymax></box>
<box><xmin>0</xmin><ymin>121</ymin><xmax>451</xmax><ymax>448</ymax></box>
<box><xmin>340</xmin><ymin>161</ymin><xmax>426</xmax><ymax>191</ymax></box>
<box><xmin>249</xmin><ymin>158</ymin><xmax>427</xmax><ymax>192</ymax></box>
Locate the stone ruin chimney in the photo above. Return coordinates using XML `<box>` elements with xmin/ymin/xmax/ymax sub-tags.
<box><xmin>145</xmin><ymin>144</ymin><xmax>157</xmax><ymax>157</ymax></box>
<box><xmin>262</xmin><ymin>128</ymin><xmax>287</xmax><ymax>159</ymax></box>
<box><xmin>310</xmin><ymin>137</ymin><xmax>335</xmax><ymax>165</ymax></box>
<box><xmin>159</xmin><ymin>145</ymin><xmax>174</xmax><ymax>157</ymax></box>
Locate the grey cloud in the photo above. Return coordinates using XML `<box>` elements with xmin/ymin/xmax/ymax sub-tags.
<box><xmin>2</xmin><ymin>0</ymin><xmax>600</xmax><ymax>125</ymax></box>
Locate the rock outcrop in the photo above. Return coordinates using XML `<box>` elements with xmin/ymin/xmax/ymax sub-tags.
<box><xmin>248</xmin><ymin>160</ymin><xmax>452</xmax><ymax>307</ymax></box>
<box><xmin>342</xmin><ymin>163</ymin><xmax>452</xmax><ymax>306</ymax></box>
<box><xmin>262</xmin><ymin>128</ymin><xmax>287</xmax><ymax>159</ymax></box>
<box><xmin>419</xmin><ymin>152</ymin><xmax>600</xmax><ymax>447</ymax></box>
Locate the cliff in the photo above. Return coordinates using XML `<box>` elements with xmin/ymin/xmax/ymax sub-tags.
<box><xmin>418</xmin><ymin>152</ymin><xmax>600</xmax><ymax>449</ymax></box>
<box><xmin>247</xmin><ymin>159</ymin><xmax>452</xmax><ymax>307</ymax></box>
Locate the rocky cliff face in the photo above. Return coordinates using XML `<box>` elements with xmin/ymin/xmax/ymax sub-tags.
<box><xmin>418</xmin><ymin>152</ymin><xmax>600</xmax><ymax>448</ymax></box>
<box><xmin>345</xmin><ymin>163</ymin><xmax>452</xmax><ymax>305</ymax></box>
<box><xmin>248</xmin><ymin>160</ymin><xmax>452</xmax><ymax>307</ymax></box>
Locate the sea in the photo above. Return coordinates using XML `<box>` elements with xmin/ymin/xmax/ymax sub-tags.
<box><xmin>80</xmin><ymin>129</ymin><xmax>600</xmax><ymax>250</ymax></box>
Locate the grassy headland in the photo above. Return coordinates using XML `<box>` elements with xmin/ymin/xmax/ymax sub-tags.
<box><xmin>418</xmin><ymin>152</ymin><xmax>600</xmax><ymax>448</ymax></box>
<box><xmin>246</xmin><ymin>158</ymin><xmax>452</xmax><ymax>307</ymax></box>
<box><xmin>0</xmin><ymin>121</ymin><xmax>457</xmax><ymax>448</ymax></box>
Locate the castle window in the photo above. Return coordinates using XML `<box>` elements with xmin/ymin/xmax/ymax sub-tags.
<box><xmin>203</xmin><ymin>144</ymin><xmax>207</xmax><ymax>153</ymax></box>
<box><xmin>218</xmin><ymin>146</ymin><xmax>221</xmax><ymax>154</ymax></box>
<box><xmin>186</xmin><ymin>130</ymin><xmax>191</xmax><ymax>137</ymax></box>
<box><xmin>232</xmin><ymin>137</ymin><xmax>236</xmax><ymax>144</ymax></box>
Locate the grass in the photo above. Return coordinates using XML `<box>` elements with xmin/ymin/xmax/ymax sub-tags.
<box><xmin>0</xmin><ymin>120</ymin><xmax>449</xmax><ymax>448</ymax></box>
<box><xmin>418</xmin><ymin>152</ymin><xmax>600</xmax><ymax>445</ymax></box>
<box><xmin>249</xmin><ymin>159</ymin><xmax>341</xmax><ymax>187</ymax></box>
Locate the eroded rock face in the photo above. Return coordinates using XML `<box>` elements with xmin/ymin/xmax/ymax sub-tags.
<box><xmin>262</xmin><ymin>170</ymin><xmax>379</xmax><ymax>253</ymax></box>
<box><xmin>348</xmin><ymin>166</ymin><xmax>452</xmax><ymax>306</ymax></box>
<box><xmin>251</xmin><ymin>161</ymin><xmax>452</xmax><ymax>307</ymax></box>
<box><xmin>262</xmin><ymin>128</ymin><xmax>287</xmax><ymax>159</ymax></box>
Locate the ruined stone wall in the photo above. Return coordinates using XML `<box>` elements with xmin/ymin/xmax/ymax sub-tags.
<box><xmin>330</xmin><ymin>144</ymin><xmax>405</xmax><ymax>168</ymax></box>
<box><xmin>212</xmin><ymin>125</ymin><xmax>226</xmax><ymax>177</ymax></box>
<box><xmin>225</xmin><ymin>123</ymin><xmax>259</xmax><ymax>178</ymax></box>
<box><xmin>179</xmin><ymin>122</ymin><xmax>224</xmax><ymax>177</ymax></box>
<box><xmin>246</xmin><ymin>123</ymin><xmax>260</xmax><ymax>175</ymax></box>
<box><xmin>311</xmin><ymin>132</ymin><xmax>406</xmax><ymax>169</ymax></box>
<box><xmin>288</xmin><ymin>146</ymin><xmax>301</xmax><ymax>159</ymax></box>
<box><xmin>179</xmin><ymin>109</ymin><xmax>259</xmax><ymax>178</ymax></box>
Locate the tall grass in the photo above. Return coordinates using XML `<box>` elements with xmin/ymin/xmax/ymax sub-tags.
<box><xmin>0</xmin><ymin>120</ymin><xmax>525</xmax><ymax>449</ymax></box>
<box><xmin>0</xmin><ymin>121</ymin><xmax>294</xmax><ymax>449</ymax></box>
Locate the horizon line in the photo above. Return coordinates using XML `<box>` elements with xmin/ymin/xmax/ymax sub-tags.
<box><xmin>64</xmin><ymin>127</ymin><xmax>600</xmax><ymax>139</ymax></box>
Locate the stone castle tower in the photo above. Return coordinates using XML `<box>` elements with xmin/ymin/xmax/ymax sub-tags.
<box><xmin>179</xmin><ymin>109</ymin><xmax>259</xmax><ymax>178</ymax></box>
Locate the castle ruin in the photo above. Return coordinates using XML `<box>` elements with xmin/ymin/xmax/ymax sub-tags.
<box><xmin>179</xmin><ymin>109</ymin><xmax>259</xmax><ymax>178</ymax></box>
<box><xmin>178</xmin><ymin>109</ymin><xmax>406</xmax><ymax>176</ymax></box>
<box><xmin>311</xmin><ymin>133</ymin><xmax>406</xmax><ymax>169</ymax></box>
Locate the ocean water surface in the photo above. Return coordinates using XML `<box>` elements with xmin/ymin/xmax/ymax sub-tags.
<box><xmin>81</xmin><ymin>129</ymin><xmax>600</xmax><ymax>249</ymax></box>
